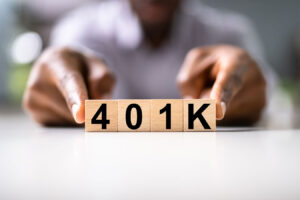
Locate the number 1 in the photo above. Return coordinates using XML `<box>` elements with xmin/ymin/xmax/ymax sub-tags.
<box><xmin>160</xmin><ymin>104</ymin><xmax>171</xmax><ymax>129</ymax></box>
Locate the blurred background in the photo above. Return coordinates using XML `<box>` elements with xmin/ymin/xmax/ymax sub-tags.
<box><xmin>1</xmin><ymin>0</ymin><xmax>300</xmax><ymax>127</ymax></box>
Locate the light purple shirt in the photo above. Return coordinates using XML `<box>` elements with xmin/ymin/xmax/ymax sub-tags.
<box><xmin>51</xmin><ymin>0</ymin><xmax>273</xmax><ymax>99</ymax></box>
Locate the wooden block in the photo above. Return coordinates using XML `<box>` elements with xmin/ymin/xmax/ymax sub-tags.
<box><xmin>118</xmin><ymin>100</ymin><xmax>151</xmax><ymax>132</ymax></box>
<box><xmin>183</xmin><ymin>99</ymin><xmax>216</xmax><ymax>132</ymax></box>
<box><xmin>85</xmin><ymin>100</ymin><xmax>118</xmax><ymax>132</ymax></box>
<box><xmin>151</xmin><ymin>99</ymin><xmax>183</xmax><ymax>132</ymax></box>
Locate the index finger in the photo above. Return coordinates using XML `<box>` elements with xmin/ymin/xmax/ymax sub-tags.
<box><xmin>210</xmin><ymin>65</ymin><xmax>247</xmax><ymax>120</ymax></box>
<box><xmin>50</xmin><ymin>55</ymin><xmax>88</xmax><ymax>124</ymax></box>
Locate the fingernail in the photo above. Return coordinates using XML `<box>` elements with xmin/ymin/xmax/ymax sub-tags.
<box><xmin>72</xmin><ymin>104</ymin><xmax>80</xmax><ymax>121</ymax></box>
<box><xmin>221</xmin><ymin>101</ymin><xmax>226</xmax><ymax>118</ymax></box>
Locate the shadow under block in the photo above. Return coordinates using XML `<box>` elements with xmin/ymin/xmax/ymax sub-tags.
<box><xmin>183</xmin><ymin>99</ymin><xmax>216</xmax><ymax>132</ymax></box>
<box><xmin>151</xmin><ymin>99</ymin><xmax>183</xmax><ymax>132</ymax></box>
<box><xmin>118</xmin><ymin>100</ymin><xmax>151</xmax><ymax>132</ymax></box>
<box><xmin>85</xmin><ymin>100</ymin><xmax>118</xmax><ymax>132</ymax></box>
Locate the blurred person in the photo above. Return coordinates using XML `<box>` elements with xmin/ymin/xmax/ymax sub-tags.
<box><xmin>23</xmin><ymin>0</ymin><xmax>273</xmax><ymax>126</ymax></box>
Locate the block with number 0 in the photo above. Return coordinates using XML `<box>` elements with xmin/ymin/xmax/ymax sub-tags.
<box><xmin>118</xmin><ymin>100</ymin><xmax>151</xmax><ymax>132</ymax></box>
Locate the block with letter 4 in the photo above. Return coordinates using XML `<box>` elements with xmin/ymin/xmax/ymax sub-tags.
<box><xmin>85</xmin><ymin>99</ymin><xmax>216</xmax><ymax>132</ymax></box>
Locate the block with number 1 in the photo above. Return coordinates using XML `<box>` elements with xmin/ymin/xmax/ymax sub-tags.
<box><xmin>151</xmin><ymin>99</ymin><xmax>183</xmax><ymax>132</ymax></box>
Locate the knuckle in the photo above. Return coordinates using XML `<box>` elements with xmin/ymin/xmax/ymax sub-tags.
<box><xmin>176</xmin><ymin>74</ymin><xmax>189</xmax><ymax>88</ymax></box>
<box><xmin>26</xmin><ymin>82</ymin><xmax>39</xmax><ymax>95</ymax></box>
<box><xmin>31</xmin><ymin>53</ymin><xmax>50</xmax><ymax>74</ymax></box>
<box><xmin>25</xmin><ymin>70</ymin><xmax>46</xmax><ymax>95</ymax></box>
<box><xmin>22</xmin><ymin>90</ymin><xmax>38</xmax><ymax>114</ymax></box>
<box><xmin>43</xmin><ymin>46</ymin><xmax>73</xmax><ymax>57</ymax></box>
<box><xmin>23</xmin><ymin>80</ymin><xmax>43</xmax><ymax>112</ymax></box>
<box><xmin>235</xmin><ymin>47</ymin><xmax>248</xmax><ymax>58</ymax></box>
<box><xmin>186</xmin><ymin>48</ymin><xmax>203</xmax><ymax>60</ymax></box>
<box><xmin>221</xmin><ymin>88</ymin><xmax>233</xmax><ymax>103</ymax></box>
<box><xmin>103</xmin><ymin>71</ymin><xmax>116</xmax><ymax>85</ymax></box>
<box><xmin>100</xmin><ymin>68</ymin><xmax>114</xmax><ymax>79</ymax></box>
<box><xmin>57</xmin><ymin>71</ymin><xmax>81</xmax><ymax>91</ymax></box>
<box><xmin>176</xmin><ymin>71</ymin><xmax>194</xmax><ymax>87</ymax></box>
<box><xmin>40</xmin><ymin>47</ymin><xmax>63</xmax><ymax>61</ymax></box>
<box><xmin>41</xmin><ymin>46</ymin><xmax>84</xmax><ymax>64</ymax></box>
<box><xmin>231</xmin><ymin>73</ymin><xmax>243</xmax><ymax>85</ymax></box>
<box><xmin>88</xmin><ymin>55</ymin><xmax>106</xmax><ymax>66</ymax></box>
<box><xmin>92</xmin><ymin>72</ymin><xmax>116</xmax><ymax>92</ymax></box>
<box><xmin>90</xmin><ymin>65</ymin><xmax>115</xmax><ymax>83</ymax></box>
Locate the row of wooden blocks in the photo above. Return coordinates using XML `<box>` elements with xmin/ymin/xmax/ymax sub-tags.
<box><xmin>85</xmin><ymin>99</ymin><xmax>216</xmax><ymax>132</ymax></box>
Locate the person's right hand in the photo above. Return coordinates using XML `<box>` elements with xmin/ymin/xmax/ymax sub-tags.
<box><xmin>23</xmin><ymin>47</ymin><xmax>115</xmax><ymax>126</ymax></box>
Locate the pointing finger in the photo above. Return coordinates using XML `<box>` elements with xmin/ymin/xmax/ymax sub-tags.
<box><xmin>50</xmin><ymin>51</ymin><xmax>88</xmax><ymax>124</ymax></box>
<box><xmin>210</xmin><ymin>65</ymin><xmax>247</xmax><ymax>120</ymax></box>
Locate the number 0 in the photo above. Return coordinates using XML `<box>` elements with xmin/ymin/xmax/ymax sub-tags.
<box><xmin>126</xmin><ymin>104</ymin><xmax>142</xmax><ymax>130</ymax></box>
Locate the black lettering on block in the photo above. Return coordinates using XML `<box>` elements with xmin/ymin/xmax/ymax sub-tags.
<box><xmin>126</xmin><ymin>104</ymin><xmax>142</xmax><ymax>129</ymax></box>
<box><xmin>188</xmin><ymin>104</ymin><xmax>210</xmax><ymax>129</ymax></box>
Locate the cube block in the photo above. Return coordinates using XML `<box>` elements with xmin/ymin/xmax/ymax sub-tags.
<box><xmin>151</xmin><ymin>99</ymin><xmax>183</xmax><ymax>132</ymax></box>
<box><xmin>183</xmin><ymin>99</ymin><xmax>216</xmax><ymax>132</ymax></box>
<box><xmin>118</xmin><ymin>100</ymin><xmax>151</xmax><ymax>132</ymax></box>
<box><xmin>85</xmin><ymin>100</ymin><xmax>118</xmax><ymax>132</ymax></box>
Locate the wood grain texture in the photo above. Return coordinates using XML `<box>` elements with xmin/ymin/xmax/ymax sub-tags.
<box><xmin>183</xmin><ymin>99</ymin><xmax>216</xmax><ymax>132</ymax></box>
<box><xmin>118</xmin><ymin>100</ymin><xmax>151</xmax><ymax>132</ymax></box>
<box><xmin>151</xmin><ymin>99</ymin><xmax>183</xmax><ymax>132</ymax></box>
<box><xmin>85</xmin><ymin>100</ymin><xmax>118</xmax><ymax>132</ymax></box>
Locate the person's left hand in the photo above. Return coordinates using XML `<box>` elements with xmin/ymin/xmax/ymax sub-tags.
<box><xmin>177</xmin><ymin>45</ymin><xmax>267</xmax><ymax>125</ymax></box>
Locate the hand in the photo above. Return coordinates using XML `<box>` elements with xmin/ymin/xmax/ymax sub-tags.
<box><xmin>23</xmin><ymin>47</ymin><xmax>115</xmax><ymax>126</ymax></box>
<box><xmin>177</xmin><ymin>45</ymin><xmax>266</xmax><ymax>125</ymax></box>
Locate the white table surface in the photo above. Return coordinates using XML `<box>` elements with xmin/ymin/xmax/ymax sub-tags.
<box><xmin>0</xmin><ymin>111</ymin><xmax>300</xmax><ymax>200</ymax></box>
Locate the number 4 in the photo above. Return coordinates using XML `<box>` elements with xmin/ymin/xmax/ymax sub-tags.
<box><xmin>91</xmin><ymin>104</ymin><xmax>110</xmax><ymax>129</ymax></box>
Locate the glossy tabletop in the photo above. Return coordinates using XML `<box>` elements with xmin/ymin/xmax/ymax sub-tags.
<box><xmin>0</xmin><ymin>111</ymin><xmax>300</xmax><ymax>200</ymax></box>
